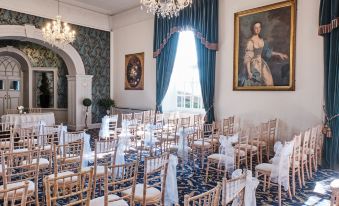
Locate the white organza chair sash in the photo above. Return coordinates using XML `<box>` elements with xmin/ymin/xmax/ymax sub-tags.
<box><xmin>165</xmin><ymin>154</ymin><xmax>178</xmax><ymax>206</ymax></box>
<box><xmin>219</xmin><ymin>135</ymin><xmax>235</xmax><ymax>173</ymax></box>
<box><xmin>270</xmin><ymin>140</ymin><xmax>295</xmax><ymax>191</ymax></box>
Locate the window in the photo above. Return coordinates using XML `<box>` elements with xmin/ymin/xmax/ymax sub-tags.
<box><xmin>162</xmin><ymin>31</ymin><xmax>204</xmax><ymax>113</ymax></box>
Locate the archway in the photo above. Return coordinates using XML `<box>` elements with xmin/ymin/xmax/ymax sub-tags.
<box><xmin>0</xmin><ymin>25</ymin><xmax>92</xmax><ymax>130</ymax></box>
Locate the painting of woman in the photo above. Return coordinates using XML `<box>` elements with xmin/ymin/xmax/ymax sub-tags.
<box><xmin>241</xmin><ymin>22</ymin><xmax>288</xmax><ymax>86</ymax></box>
<box><xmin>233</xmin><ymin>1</ymin><xmax>296</xmax><ymax>90</ymax></box>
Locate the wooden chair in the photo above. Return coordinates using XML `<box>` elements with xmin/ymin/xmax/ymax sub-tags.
<box><xmin>63</xmin><ymin>131</ymin><xmax>85</xmax><ymax>144</ymax></box>
<box><xmin>301</xmin><ymin>129</ymin><xmax>311</xmax><ymax>185</ymax></box>
<box><xmin>180</xmin><ymin>116</ymin><xmax>191</xmax><ymax>128</ymax></box>
<box><xmin>28</xmin><ymin>108</ymin><xmax>42</xmax><ymax>113</ymax></box>
<box><xmin>0</xmin><ymin>181</ymin><xmax>29</xmax><ymax>206</ymax></box>
<box><xmin>44</xmin><ymin>168</ymin><xmax>94</xmax><ymax>206</ymax></box>
<box><xmin>49</xmin><ymin>141</ymin><xmax>83</xmax><ymax>184</ymax></box>
<box><xmin>191</xmin><ymin>123</ymin><xmax>214</xmax><ymax>169</ymax></box>
<box><xmin>0</xmin><ymin>149</ymin><xmax>40</xmax><ymax>205</ymax></box>
<box><xmin>291</xmin><ymin>133</ymin><xmax>302</xmax><ymax>196</ymax></box>
<box><xmin>183</xmin><ymin>182</ymin><xmax>221</xmax><ymax>206</ymax></box>
<box><xmin>256</xmin><ymin>122</ymin><xmax>270</xmax><ymax>163</ymax></box>
<box><xmin>83</xmin><ymin>138</ymin><xmax>119</xmax><ymax>198</ymax></box>
<box><xmin>90</xmin><ymin>161</ymin><xmax>139</xmax><ymax>206</ymax></box>
<box><xmin>122</xmin><ymin>153</ymin><xmax>169</xmax><ymax>206</ymax></box>
<box><xmin>205</xmin><ymin>137</ymin><xmax>236</xmax><ymax>182</ymax></box>
<box><xmin>107</xmin><ymin>115</ymin><xmax>118</xmax><ymax>133</ymax></box>
<box><xmin>308</xmin><ymin>126</ymin><xmax>318</xmax><ymax>178</ymax></box>
<box><xmin>234</xmin><ymin>130</ymin><xmax>249</xmax><ymax>169</ymax></box>
<box><xmin>221</xmin><ymin>172</ymin><xmax>246</xmax><ymax>206</ymax></box>
<box><xmin>255</xmin><ymin>140</ymin><xmax>294</xmax><ymax>206</ymax></box>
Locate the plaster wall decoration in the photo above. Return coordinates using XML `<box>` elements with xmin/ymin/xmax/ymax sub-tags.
<box><xmin>0</xmin><ymin>8</ymin><xmax>110</xmax><ymax>123</ymax></box>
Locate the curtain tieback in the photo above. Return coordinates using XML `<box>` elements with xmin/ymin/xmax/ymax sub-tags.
<box><xmin>322</xmin><ymin>105</ymin><xmax>339</xmax><ymax>138</ymax></box>
<box><xmin>203</xmin><ymin>104</ymin><xmax>214</xmax><ymax>122</ymax></box>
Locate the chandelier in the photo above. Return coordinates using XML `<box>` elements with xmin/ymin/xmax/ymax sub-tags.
<box><xmin>42</xmin><ymin>0</ymin><xmax>75</xmax><ymax>47</ymax></box>
<box><xmin>140</xmin><ymin>0</ymin><xmax>192</xmax><ymax>18</ymax></box>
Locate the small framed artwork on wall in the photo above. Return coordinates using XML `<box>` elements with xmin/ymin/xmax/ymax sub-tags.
<box><xmin>125</xmin><ymin>52</ymin><xmax>144</xmax><ymax>90</ymax></box>
<box><xmin>233</xmin><ymin>0</ymin><xmax>296</xmax><ymax>91</ymax></box>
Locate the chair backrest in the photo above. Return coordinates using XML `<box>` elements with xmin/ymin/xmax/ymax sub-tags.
<box><xmin>122</xmin><ymin>113</ymin><xmax>133</xmax><ymax>121</ymax></box>
<box><xmin>28</xmin><ymin>108</ymin><xmax>42</xmax><ymax>113</ymax></box>
<box><xmin>184</xmin><ymin>182</ymin><xmax>221</xmax><ymax>206</ymax></box>
<box><xmin>143</xmin><ymin>153</ymin><xmax>169</xmax><ymax>206</ymax></box>
<box><xmin>155</xmin><ymin>113</ymin><xmax>164</xmax><ymax>125</ymax></box>
<box><xmin>64</xmin><ymin>131</ymin><xmax>84</xmax><ymax>144</ymax></box>
<box><xmin>180</xmin><ymin>116</ymin><xmax>191</xmax><ymax>128</ymax></box>
<box><xmin>292</xmin><ymin>133</ymin><xmax>302</xmax><ymax>165</ymax></box>
<box><xmin>0</xmin><ymin>122</ymin><xmax>13</xmax><ymax>132</ymax></box>
<box><xmin>268</xmin><ymin>119</ymin><xmax>277</xmax><ymax>146</ymax></box>
<box><xmin>302</xmin><ymin>129</ymin><xmax>311</xmax><ymax>158</ymax></box>
<box><xmin>134</xmin><ymin>112</ymin><xmax>144</xmax><ymax>125</ymax></box>
<box><xmin>1</xmin><ymin>150</ymin><xmax>40</xmax><ymax>205</ymax></box>
<box><xmin>108</xmin><ymin>115</ymin><xmax>118</xmax><ymax>131</ymax></box>
<box><xmin>44</xmin><ymin>169</ymin><xmax>94</xmax><ymax>206</ymax></box>
<box><xmin>0</xmin><ymin>181</ymin><xmax>29</xmax><ymax>206</ymax></box>
<box><xmin>309</xmin><ymin>126</ymin><xmax>318</xmax><ymax>152</ymax></box>
<box><xmin>143</xmin><ymin>110</ymin><xmax>151</xmax><ymax>124</ymax></box>
<box><xmin>94</xmin><ymin>138</ymin><xmax>119</xmax><ymax>168</ymax></box>
<box><xmin>105</xmin><ymin>161</ymin><xmax>139</xmax><ymax>206</ymax></box>
<box><xmin>222</xmin><ymin>116</ymin><xmax>235</xmax><ymax>136</ymax></box>
<box><xmin>221</xmin><ymin>172</ymin><xmax>246</xmax><ymax>206</ymax></box>
<box><xmin>53</xmin><ymin>141</ymin><xmax>83</xmax><ymax>173</ymax></box>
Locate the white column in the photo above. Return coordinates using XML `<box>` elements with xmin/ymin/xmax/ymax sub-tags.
<box><xmin>67</xmin><ymin>75</ymin><xmax>93</xmax><ymax>130</ymax></box>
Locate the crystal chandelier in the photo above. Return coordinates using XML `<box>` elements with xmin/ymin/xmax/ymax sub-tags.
<box><xmin>42</xmin><ymin>0</ymin><xmax>75</xmax><ymax>47</ymax></box>
<box><xmin>140</xmin><ymin>0</ymin><xmax>192</xmax><ymax>18</ymax></box>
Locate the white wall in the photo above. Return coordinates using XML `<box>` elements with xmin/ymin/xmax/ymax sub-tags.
<box><xmin>0</xmin><ymin>0</ymin><xmax>110</xmax><ymax>31</ymax></box>
<box><xmin>112</xmin><ymin>9</ymin><xmax>156</xmax><ymax>110</ymax></box>
<box><xmin>112</xmin><ymin>0</ymin><xmax>324</xmax><ymax>139</ymax></box>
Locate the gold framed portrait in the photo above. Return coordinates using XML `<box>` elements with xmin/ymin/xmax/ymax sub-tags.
<box><xmin>233</xmin><ymin>0</ymin><xmax>296</xmax><ymax>91</ymax></box>
<box><xmin>125</xmin><ymin>52</ymin><xmax>144</xmax><ymax>90</ymax></box>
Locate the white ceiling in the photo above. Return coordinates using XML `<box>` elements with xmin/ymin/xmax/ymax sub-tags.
<box><xmin>60</xmin><ymin>0</ymin><xmax>140</xmax><ymax>16</ymax></box>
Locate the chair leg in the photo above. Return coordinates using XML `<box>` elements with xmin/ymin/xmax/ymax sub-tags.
<box><xmin>305</xmin><ymin>161</ymin><xmax>310</xmax><ymax>180</ymax></box>
<box><xmin>297</xmin><ymin>167</ymin><xmax>302</xmax><ymax>188</ymax></box>
<box><xmin>301</xmin><ymin>164</ymin><xmax>305</xmax><ymax>186</ymax></box>
<box><xmin>278</xmin><ymin>184</ymin><xmax>282</xmax><ymax>206</ymax></box>
<box><xmin>263</xmin><ymin>174</ymin><xmax>267</xmax><ymax>192</ymax></box>
<box><xmin>309</xmin><ymin>156</ymin><xmax>313</xmax><ymax>178</ymax></box>
<box><xmin>292</xmin><ymin>168</ymin><xmax>296</xmax><ymax>196</ymax></box>
<box><xmin>205</xmin><ymin>159</ymin><xmax>210</xmax><ymax>183</ymax></box>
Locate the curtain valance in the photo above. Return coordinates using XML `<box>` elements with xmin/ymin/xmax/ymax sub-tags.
<box><xmin>153</xmin><ymin>0</ymin><xmax>218</xmax><ymax>58</ymax></box>
<box><xmin>319</xmin><ymin>0</ymin><xmax>339</xmax><ymax>35</ymax></box>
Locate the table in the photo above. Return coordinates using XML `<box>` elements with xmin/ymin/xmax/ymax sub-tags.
<box><xmin>1</xmin><ymin>112</ymin><xmax>55</xmax><ymax>128</ymax></box>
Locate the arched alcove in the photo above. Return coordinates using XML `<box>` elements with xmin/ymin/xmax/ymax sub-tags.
<box><xmin>0</xmin><ymin>25</ymin><xmax>92</xmax><ymax>130</ymax></box>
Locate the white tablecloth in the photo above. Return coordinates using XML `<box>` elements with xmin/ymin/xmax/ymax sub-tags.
<box><xmin>1</xmin><ymin>112</ymin><xmax>55</xmax><ymax>128</ymax></box>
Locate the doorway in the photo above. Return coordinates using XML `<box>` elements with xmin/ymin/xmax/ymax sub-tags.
<box><xmin>0</xmin><ymin>56</ymin><xmax>23</xmax><ymax>116</ymax></box>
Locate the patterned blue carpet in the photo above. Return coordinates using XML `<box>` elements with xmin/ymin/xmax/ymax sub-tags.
<box><xmin>88</xmin><ymin>129</ymin><xmax>338</xmax><ymax>206</ymax></box>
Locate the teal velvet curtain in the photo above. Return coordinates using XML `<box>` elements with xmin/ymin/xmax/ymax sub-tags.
<box><xmin>156</xmin><ymin>33</ymin><xmax>179</xmax><ymax>112</ymax></box>
<box><xmin>153</xmin><ymin>0</ymin><xmax>218</xmax><ymax>122</ymax></box>
<box><xmin>195</xmin><ymin>37</ymin><xmax>216</xmax><ymax>122</ymax></box>
<box><xmin>319</xmin><ymin>0</ymin><xmax>339</xmax><ymax>169</ymax></box>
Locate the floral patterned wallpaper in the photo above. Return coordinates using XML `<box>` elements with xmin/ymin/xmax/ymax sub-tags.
<box><xmin>0</xmin><ymin>8</ymin><xmax>110</xmax><ymax>123</ymax></box>
<box><xmin>0</xmin><ymin>40</ymin><xmax>68</xmax><ymax>108</ymax></box>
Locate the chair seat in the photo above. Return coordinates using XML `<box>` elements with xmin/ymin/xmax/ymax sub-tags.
<box><xmin>22</xmin><ymin>158</ymin><xmax>49</xmax><ymax>168</ymax></box>
<box><xmin>82</xmin><ymin>166</ymin><xmax>106</xmax><ymax>176</ymax></box>
<box><xmin>205</xmin><ymin>138</ymin><xmax>219</xmax><ymax>143</ymax></box>
<box><xmin>90</xmin><ymin>194</ymin><xmax>129</xmax><ymax>206</ymax></box>
<box><xmin>12</xmin><ymin>148</ymin><xmax>29</xmax><ymax>153</ymax></box>
<box><xmin>307</xmin><ymin>149</ymin><xmax>315</xmax><ymax>155</ymax></box>
<box><xmin>48</xmin><ymin>171</ymin><xmax>77</xmax><ymax>184</ymax></box>
<box><xmin>235</xmin><ymin>149</ymin><xmax>246</xmax><ymax>157</ymax></box>
<box><xmin>208</xmin><ymin>153</ymin><xmax>227</xmax><ymax>160</ymax></box>
<box><xmin>192</xmin><ymin>141</ymin><xmax>211</xmax><ymax>148</ymax></box>
<box><xmin>0</xmin><ymin>180</ymin><xmax>35</xmax><ymax>198</ymax></box>
<box><xmin>258</xmin><ymin>140</ymin><xmax>267</xmax><ymax>146</ymax></box>
<box><xmin>122</xmin><ymin>183</ymin><xmax>161</xmax><ymax>203</ymax></box>
<box><xmin>255</xmin><ymin>163</ymin><xmax>273</xmax><ymax>172</ymax></box>
<box><xmin>57</xmin><ymin>155</ymin><xmax>81</xmax><ymax>162</ymax></box>
<box><xmin>169</xmin><ymin>145</ymin><xmax>192</xmax><ymax>152</ymax></box>
<box><xmin>330</xmin><ymin>179</ymin><xmax>339</xmax><ymax>189</ymax></box>
<box><xmin>236</xmin><ymin>144</ymin><xmax>258</xmax><ymax>151</ymax></box>
<box><xmin>40</xmin><ymin>144</ymin><xmax>52</xmax><ymax>150</ymax></box>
